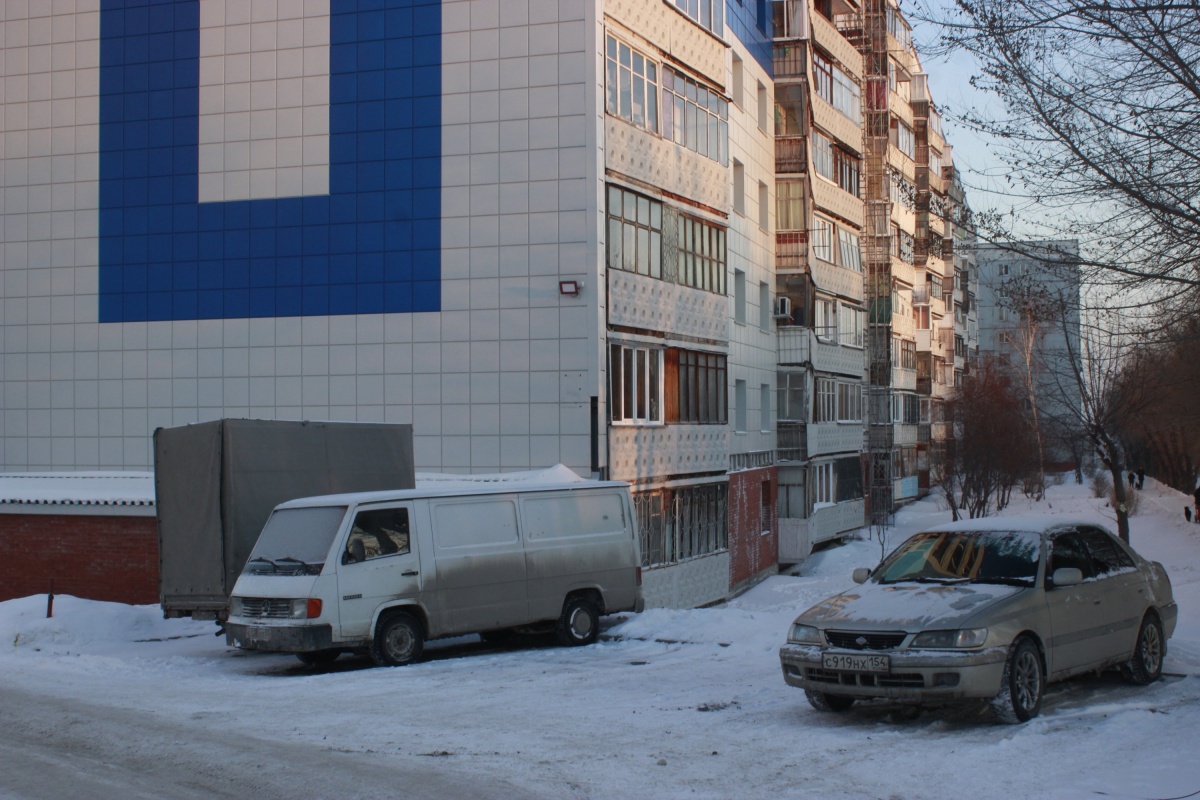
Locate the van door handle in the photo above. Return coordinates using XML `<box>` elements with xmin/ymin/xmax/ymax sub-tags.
<box><xmin>402</xmin><ymin>569</ymin><xmax>419</xmax><ymax>576</ymax></box>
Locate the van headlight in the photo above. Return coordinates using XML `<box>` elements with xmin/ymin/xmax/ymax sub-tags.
<box><xmin>229</xmin><ymin>596</ymin><xmax>244</xmax><ymax>616</ymax></box>
<box><xmin>911</xmin><ymin>628</ymin><xmax>988</xmax><ymax>649</ymax></box>
<box><xmin>787</xmin><ymin>623</ymin><xmax>823</xmax><ymax>645</ymax></box>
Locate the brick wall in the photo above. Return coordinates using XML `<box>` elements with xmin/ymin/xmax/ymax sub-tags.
<box><xmin>0</xmin><ymin>513</ymin><xmax>159</xmax><ymax>605</ymax></box>
<box><xmin>728</xmin><ymin>467</ymin><xmax>779</xmax><ymax>593</ymax></box>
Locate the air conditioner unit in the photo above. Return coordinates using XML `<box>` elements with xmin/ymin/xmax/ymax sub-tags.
<box><xmin>773</xmin><ymin>296</ymin><xmax>792</xmax><ymax>320</ymax></box>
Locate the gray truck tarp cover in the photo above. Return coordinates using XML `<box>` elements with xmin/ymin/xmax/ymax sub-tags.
<box><xmin>154</xmin><ymin>419</ymin><xmax>414</xmax><ymax>616</ymax></box>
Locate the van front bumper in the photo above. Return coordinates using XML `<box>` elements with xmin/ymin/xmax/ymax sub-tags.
<box><xmin>225</xmin><ymin>621</ymin><xmax>335</xmax><ymax>653</ymax></box>
<box><xmin>779</xmin><ymin>643</ymin><xmax>1008</xmax><ymax>703</ymax></box>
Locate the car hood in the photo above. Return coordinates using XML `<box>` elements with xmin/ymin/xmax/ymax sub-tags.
<box><xmin>797</xmin><ymin>582</ymin><xmax>1024</xmax><ymax>632</ymax></box>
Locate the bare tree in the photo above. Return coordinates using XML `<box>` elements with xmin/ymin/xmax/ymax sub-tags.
<box><xmin>939</xmin><ymin>356</ymin><xmax>1039</xmax><ymax>519</ymax></box>
<box><xmin>916</xmin><ymin>0</ymin><xmax>1200</xmax><ymax>323</ymax></box>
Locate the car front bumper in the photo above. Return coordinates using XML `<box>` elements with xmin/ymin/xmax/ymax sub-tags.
<box><xmin>779</xmin><ymin>643</ymin><xmax>1009</xmax><ymax>702</ymax></box>
<box><xmin>225</xmin><ymin>621</ymin><xmax>335</xmax><ymax>653</ymax></box>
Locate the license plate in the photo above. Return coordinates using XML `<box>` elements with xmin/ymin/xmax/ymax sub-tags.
<box><xmin>823</xmin><ymin>652</ymin><xmax>890</xmax><ymax>673</ymax></box>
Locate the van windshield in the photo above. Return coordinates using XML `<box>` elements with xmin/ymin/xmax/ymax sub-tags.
<box><xmin>243</xmin><ymin>506</ymin><xmax>347</xmax><ymax>575</ymax></box>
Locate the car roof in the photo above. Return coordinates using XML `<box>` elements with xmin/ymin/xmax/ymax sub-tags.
<box><xmin>920</xmin><ymin>516</ymin><xmax>1114</xmax><ymax>536</ymax></box>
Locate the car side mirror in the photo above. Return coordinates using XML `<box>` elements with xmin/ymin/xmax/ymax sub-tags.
<box><xmin>852</xmin><ymin>568</ymin><xmax>872</xmax><ymax>585</ymax></box>
<box><xmin>1051</xmin><ymin>567</ymin><xmax>1083</xmax><ymax>587</ymax></box>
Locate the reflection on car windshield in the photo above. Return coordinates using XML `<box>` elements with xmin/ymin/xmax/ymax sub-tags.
<box><xmin>876</xmin><ymin>530</ymin><xmax>1041</xmax><ymax>586</ymax></box>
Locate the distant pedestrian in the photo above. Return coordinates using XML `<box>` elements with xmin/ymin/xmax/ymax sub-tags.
<box><xmin>1137</xmin><ymin>468</ymin><xmax>1145</xmax><ymax>490</ymax></box>
<box><xmin>1194</xmin><ymin>485</ymin><xmax>1200</xmax><ymax>523</ymax></box>
<box><xmin>1187</xmin><ymin>507</ymin><xmax>1193</xmax><ymax>524</ymax></box>
<box><xmin>1129</xmin><ymin>472</ymin><xmax>1136</xmax><ymax>489</ymax></box>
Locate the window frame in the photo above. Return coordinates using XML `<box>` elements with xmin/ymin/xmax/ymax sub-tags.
<box><xmin>609</xmin><ymin>343</ymin><xmax>664</xmax><ymax>425</ymax></box>
<box><xmin>606</xmin><ymin>35</ymin><xmax>660</xmax><ymax>134</ymax></box>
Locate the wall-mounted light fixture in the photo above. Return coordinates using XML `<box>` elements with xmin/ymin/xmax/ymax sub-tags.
<box><xmin>559</xmin><ymin>280</ymin><xmax>582</xmax><ymax>297</ymax></box>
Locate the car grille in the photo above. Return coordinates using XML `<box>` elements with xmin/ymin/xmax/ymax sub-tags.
<box><xmin>824</xmin><ymin>630</ymin><xmax>907</xmax><ymax>650</ymax></box>
<box><xmin>805</xmin><ymin>667</ymin><xmax>924</xmax><ymax>689</ymax></box>
<box><xmin>239</xmin><ymin>598</ymin><xmax>293</xmax><ymax>619</ymax></box>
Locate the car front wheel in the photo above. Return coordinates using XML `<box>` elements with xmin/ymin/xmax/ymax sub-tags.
<box><xmin>805</xmin><ymin>690</ymin><xmax>855</xmax><ymax>713</ymax></box>
<box><xmin>369</xmin><ymin>611</ymin><xmax>424</xmax><ymax>667</ymax></box>
<box><xmin>1123</xmin><ymin>614</ymin><xmax>1164</xmax><ymax>685</ymax></box>
<box><xmin>992</xmin><ymin>637</ymin><xmax>1043</xmax><ymax>724</ymax></box>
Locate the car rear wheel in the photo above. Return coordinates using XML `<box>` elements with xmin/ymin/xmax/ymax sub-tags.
<box><xmin>805</xmin><ymin>690</ymin><xmax>855</xmax><ymax>713</ymax></box>
<box><xmin>992</xmin><ymin>637</ymin><xmax>1043</xmax><ymax>724</ymax></box>
<box><xmin>1123</xmin><ymin>614</ymin><xmax>1164</xmax><ymax>685</ymax></box>
<box><xmin>555</xmin><ymin>596</ymin><xmax>600</xmax><ymax>646</ymax></box>
<box><xmin>369</xmin><ymin>611</ymin><xmax>424</xmax><ymax>667</ymax></box>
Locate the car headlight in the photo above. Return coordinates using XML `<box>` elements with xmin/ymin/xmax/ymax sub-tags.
<box><xmin>788</xmin><ymin>623</ymin><xmax>823</xmax><ymax>645</ymax></box>
<box><xmin>911</xmin><ymin>628</ymin><xmax>988</xmax><ymax>649</ymax></box>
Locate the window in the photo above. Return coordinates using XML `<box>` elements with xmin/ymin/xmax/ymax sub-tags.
<box><xmin>891</xmin><ymin>118</ymin><xmax>915</xmax><ymax>159</ymax></box>
<box><xmin>813</xmin><ymin>51</ymin><xmax>859</xmax><ymax>121</ymax></box>
<box><xmin>813</xmin><ymin>461</ymin><xmax>834</xmax><ymax>504</ymax></box>
<box><xmin>671</xmin><ymin>0</ymin><xmax>726</xmax><ymax>38</ymax></box>
<box><xmin>898</xmin><ymin>229</ymin><xmax>914</xmax><ymax>264</ymax></box>
<box><xmin>759</xmin><ymin>281</ymin><xmax>770</xmax><ymax>330</ymax></box>
<box><xmin>674</xmin><ymin>349</ymin><xmax>728</xmax><ymax>424</ymax></box>
<box><xmin>1049</xmin><ymin>532</ymin><xmax>1095</xmax><ymax>580</ymax></box>
<box><xmin>815</xmin><ymin>377</ymin><xmax>837</xmax><ymax>422</ymax></box>
<box><xmin>345</xmin><ymin>508</ymin><xmax>411</xmax><ymax>563</ymax></box>
<box><xmin>758</xmin><ymin>181</ymin><xmax>770</xmax><ymax>231</ymax></box>
<box><xmin>839</xmin><ymin>304</ymin><xmax>865</xmax><ymax>348</ymax></box>
<box><xmin>732</xmin><ymin>53</ymin><xmax>744</xmax><ymax>108</ymax></box>
<box><xmin>835</xmin><ymin>147</ymin><xmax>860</xmax><ymax>196</ymax></box>
<box><xmin>900</xmin><ymin>337</ymin><xmax>916</xmax><ymax>369</ymax></box>
<box><xmin>776</xmin><ymin>180</ymin><xmax>805</xmax><ymax>230</ymax></box>
<box><xmin>812</xmin><ymin>216</ymin><xmax>835</xmax><ymax>263</ymax></box>
<box><xmin>607</xmin><ymin>186</ymin><xmax>663</xmax><ymax>278</ymax></box>
<box><xmin>733</xmin><ymin>159</ymin><xmax>745</xmax><ymax>214</ymax></box>
<box><xmin>914</xmin><ymin>304</ymin><xmax>930</xmax><ymax>330</ymax></box>
<box><xmin>676</xmin><ymin>213</ymin><xmax>727</xmax><ymax>294</ymax></box>
<box><xmin>837</xmin><ymin>381</ymin><xmax>863</xmax><ymax>422</ymax></box>
<box><xmin>814</xmin><ymin>296</ymin><xmax>836</xmax><ymax>340</ymax></box>
<box><xmin>838</xmin><ymin>228</ymin><xmax>862</xmax><ymax>271</ymax></box>
<box><xmin>735</xmin><ymin>379</ymin><xmax>747</xmax><ymax>432</ymax></box>
<box><xmin>812</xmin><ymin>52</ymin><xmax>832</xmax><ymax>107</ymax></box>
<box><xmin>757</xmin><ymin>82</ymin><xmax>768</xmax><ymax>131</ymax></box>
<box><xmin>812</xmin><ymin>131</ymin><xmax>834</xmax><ymax>182</ymax></box>
<box><xmin>892</xmin><ymin>392</ymin><xmax>920</xmax><ymax>424</ymax></box>
<box><xmin>777</xmin><ymin>371</ymin><xmax>806</xmax><ymax>421</ymax></box>
<box><xmin>929</xmin><ymin>148</ymin><xmax>943</xmax><ymax>177</ymax></box>
<box><xmin>609</xmin><ymin>343</ymin><xmax>663</xmax><ymax>424</ymax></box>
<box><xmin>760</xmin><ymin>383</ymin><xmax>771</xmax><ymax>431</ymax></box>
<box><xmin>734</xmin><ymin>269</ymin><xmax>746</xmax><ymax>324</ymax></box>
<box><xmin>634</xmin><ymin>483</ymin><xmax>728</xmax><ymax>567</ymax></box>
<box><xmin>662</xmin><ymin>68</ymin><xmax>729</xmax><ymax>166</ymax></box>
<box><xmin>606</xmin><ymin>36</ymin><xmax>659</xmax><ymax>134</ymax></box>
<box><xmin>1077</xmin><ymin>528</ymin><xmax>1136</xmax><ymax>576</ymax></box>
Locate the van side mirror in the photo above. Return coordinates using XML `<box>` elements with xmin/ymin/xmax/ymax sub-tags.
<box><xmin>1051</xmin><ymin>567</ymin><xmax>1083</xmax><ymax>587</ymax></box>
<box><xmin>852</xmin><ymin>568</ymin><xmax>872</xmax><ymax>584</ymax></box>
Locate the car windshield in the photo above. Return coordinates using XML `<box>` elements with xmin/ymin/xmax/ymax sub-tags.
<box><xmin>243</xmin><ymin>506</ymin><xmax>348</xmax><ymax>575</ymax></box>
<box><xmin>875</xmin><ymin>530</ymin><xmax>1041</xmax><ymax>586</ymax></box>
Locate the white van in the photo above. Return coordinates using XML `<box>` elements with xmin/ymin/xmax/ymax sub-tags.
<box><xmin>224</xmin><ymin>469</ymin><xmax>643</xmax><ymax>666</ymax></box>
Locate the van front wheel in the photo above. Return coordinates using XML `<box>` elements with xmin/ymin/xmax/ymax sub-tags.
<box><xmin>369</xmin><ymin>612</ymin><xmax>424</xmax><ymax>667</ymax></box>
<box><xmin>556</xmin><ymin>596</ymin><xmax>600</xmax><ymax>647</ymax></box>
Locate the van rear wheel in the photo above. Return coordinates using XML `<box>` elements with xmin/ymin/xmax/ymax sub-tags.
<box><xmin>369</xmin><ymin>611</ymin><xmax>424</xmax><ymax>667</ymax></box>
<box><xmin>555</xmin><ymin>596</ymin><xmax>600</xmax><ymax>647</ymax></box>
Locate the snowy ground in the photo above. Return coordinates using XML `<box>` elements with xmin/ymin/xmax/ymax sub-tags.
<box><xmin>2</xmin><ymin>478</ymin><xmax>1199</xmax><ymax>800</ymax></box>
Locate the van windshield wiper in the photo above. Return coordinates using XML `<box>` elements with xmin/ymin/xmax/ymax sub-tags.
<box><xmin>246</xmin><ymin>557</ymin><xmax>277</xmax><ymax>573</ymax></box>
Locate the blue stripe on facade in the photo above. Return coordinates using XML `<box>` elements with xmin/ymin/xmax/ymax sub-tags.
<box><xmin>98</xmin><ymin>0</ymin><xmax>442</xmax><ymax>322</ymax></box>
<box><xmin>727</xmin><ymin>0</ymin><xmax>773</xmax><ymax>76</ymax></box>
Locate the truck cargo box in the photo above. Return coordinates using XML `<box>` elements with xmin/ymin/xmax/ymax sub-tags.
<box><xmin>154</xmin><ymin>419</ymin><xmax>414</xmax><ymax>619</ymax></box>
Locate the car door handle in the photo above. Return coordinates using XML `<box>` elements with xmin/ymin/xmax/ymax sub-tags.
<box><xmin>402</xmin><ymin>569</ymin><xmax>419</xmax><ymax>576</ymax></box>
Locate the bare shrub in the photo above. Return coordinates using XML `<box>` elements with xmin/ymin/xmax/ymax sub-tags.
<box><xmin>1090</xmin><ymin>471</ymin><xmax>1110</xmax><ymax>499</ymax></box>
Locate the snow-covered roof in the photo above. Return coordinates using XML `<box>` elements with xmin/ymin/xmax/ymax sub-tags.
<box><xmin>0</xmin><ymin>472</ymin><xmax>156</xmax><ymax>508</ymax></box>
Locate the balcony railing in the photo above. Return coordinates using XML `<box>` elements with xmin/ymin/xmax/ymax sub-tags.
<box><xmin>777</xmin><ymin>422</ymin><xmax>808</xmax><ymax>462</ymax></box>
<box><xmin>775</xmin><ymin>231</ymin><xmax>808</xmax><ymax>271</ymax></box>
<box><xmin>775</xmin><ymin>135</ymin><xmax>807</xmax><ymax>174</ymax></box>
<box><xmin>773</xmin><ymin>42</ymin><xmax>808</xmax><ymax>79</ymax></box>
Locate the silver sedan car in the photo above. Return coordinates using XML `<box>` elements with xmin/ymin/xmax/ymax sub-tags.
<box><xmin>779</xmin><ymin>517</ymin><xmax>1178</xmax><ymax>722</ymax></box>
